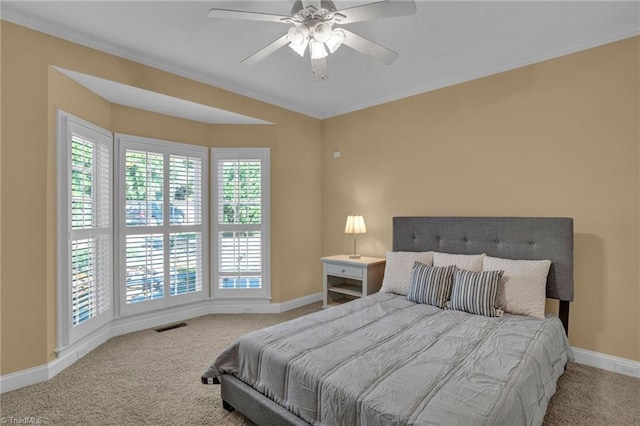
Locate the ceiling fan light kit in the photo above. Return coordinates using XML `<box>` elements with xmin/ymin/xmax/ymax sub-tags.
<box><xmin>325</xmin><ymin>29</ymin><xmax>346</xmax><ymax>53</ymax></box>
<box><xmin>309</xmin><ymin>39</ymin><xmax>328</xmax><ymax>60</ymax></box>
<box><xmin>287</xmin><ymin>26</ymin><xmax>309</xmax><ymax>56</ymax></box>
<box><xmin>208</xmin><ymin>0</ymin><xmax>417</xmax><ymax>80</ymax></box>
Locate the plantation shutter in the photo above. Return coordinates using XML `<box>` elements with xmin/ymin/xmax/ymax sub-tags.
<box><xmin>60</xmin><ymin>114</ymin><xmax>114</xmax><ymax>345</ymax></box>
<box><xmin>212</xmin><ymin>148</ymin><xmax>270</xmax><ymax>300</ymax></box>
<box><xmin>169</xmin><ymin>154</ymin><xmax>204</xmax><ymax>296</ymax></box>
<box><xmin>123</xmin><ymin>148</ymin><xmax>164</xmax><ymax>305</ymax></box>
<box><xmin>118</xmin><ymin>135</ymin><xmax>208</xmax><ymax>315</ymax></box>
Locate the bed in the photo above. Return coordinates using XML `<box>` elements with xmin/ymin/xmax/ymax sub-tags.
<box><xmin>202</xmin><ymin>217</ymin><xmax>574</xmax><ymax>425</ymax></box>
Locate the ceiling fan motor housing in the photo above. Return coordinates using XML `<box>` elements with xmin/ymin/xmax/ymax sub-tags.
<box><xmin>290</xmin><ymin>0</ymin><xmax>340</xmax><ymax>24</ymax></box>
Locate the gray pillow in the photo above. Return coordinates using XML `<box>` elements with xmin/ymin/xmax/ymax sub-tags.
<box><xmin>406</xmin><ymin>262</ymin><xmax>456</xmax><ymax>309</ymax></box>
<box><xmin>449</xmin><ymin>269</ymin><xmax>504</xmax><ymax>317</ymax></box>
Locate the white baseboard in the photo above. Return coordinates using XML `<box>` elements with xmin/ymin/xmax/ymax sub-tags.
<box><xmin>110</xmin><ymin>300</ymin><xmax>214</xmax><ymax>337</ymax></box>
<box><xmin>0</xmin><ymin>292</ymin><xmax>322</xmax><ymax>394</ymax></box>
<box><xmin>279</xmin><ymin>292</ymin><xmax>323</xmax><ymax>312</ymax></box>
<box><xmin>572</xmin><ymin>347</ymin><xmax>640</xmax><ymax>378</ymax></box>
<box><xmin>208</xmin><ymin>292</ymin><xmax>322</xmax><ymax>314</ymax></box>
<box><xmin>0</xmin><ymin>364</ymin><xmax>50</xmax><ymax>394</ymax></box>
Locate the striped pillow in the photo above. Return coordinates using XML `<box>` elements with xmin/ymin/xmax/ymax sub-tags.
<box><xmin>449</xmin><ymin>269</ymin><xmax>504</xmax><ymax>317</ymax></box>
<box><xmin>406</xmin><ymin>262</ymin><xmax>456</xmax><ymax>309</ymax></box>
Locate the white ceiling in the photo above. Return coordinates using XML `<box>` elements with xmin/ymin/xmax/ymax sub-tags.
<box><xmin>3</xmin><ymin>1</ymin><xmax>639</xmax><ymax>119</ymax></box>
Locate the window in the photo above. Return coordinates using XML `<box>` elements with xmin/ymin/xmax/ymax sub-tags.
<box><xmin>212</xmin><ymin>148</ymin><xmax>270</xmax><ymax>300</ymax></box>
<box><xmin>57</xmin><ymin>114</ymin><xmax>267</xmax><ymax>353</ymax></box>
<box><xmin>57</xmin><ymin>111</ymin><xmax>113</xmax><ymax>346</ymax></box>
<box><xmin>117</xmin><ymin>135</ymin><xmax>208</xmax><ymax>315</ymax></box>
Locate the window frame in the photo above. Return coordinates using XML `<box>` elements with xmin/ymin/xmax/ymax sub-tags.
<box><xmin>115</xmin><ymin>134</ymin><xmax>209</xmax><ymax>316</ymax></box>
<box><xmin>57</xmin><ymin>110</ymin><xmax>114</xmax><ymax>348</ymax></box>
<box><xmin>211</xmin><ymin>148</ymin><xmax>271</xmax><ymax>301</ymax></box>
<box><xmin>57</xmin><ymin>116</ymin><xmax>269</xmax><ymax>353</ymax></box>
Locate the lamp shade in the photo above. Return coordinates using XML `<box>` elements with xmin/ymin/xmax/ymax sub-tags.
<box><xmin>309</xmin><ymin>39</ymin><xmax>328</xmax><ymax>59</ymax></box>
<box><xmin>325</xmin><ymin>29</ymin><xmax>345</xmax><ymax>53</ymax></box>
<box><xmin>287</xmin><ymin>26</ymin><xmax>309</xmax><ymax>57</ymax></box>
<box><xmin>345</xmin><ymin>215</ymin><xmax>367</xmax><ymax>234</ymax></box>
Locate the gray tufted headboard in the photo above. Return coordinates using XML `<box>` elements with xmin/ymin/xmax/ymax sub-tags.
<box><xmin>393</xmin><ymin>217</ymin><xmax>574</xmax><ymax>332</ymax></box>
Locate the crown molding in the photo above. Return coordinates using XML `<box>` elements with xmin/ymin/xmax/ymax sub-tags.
<box><xmin>0</xmin><ymin>4</ymin><xmax>322</xmax><ymax>119</ymax></box>
<box><xmin>317</xmin><ymin>23</ymin><xmax>640</xmax><ymax>119</ymax></box>
<box><xmin>2</xmin><ymin>4</ymin><xmax>639</xmax><ymax>120</ymax></box>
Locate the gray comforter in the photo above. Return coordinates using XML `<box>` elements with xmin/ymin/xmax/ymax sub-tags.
<box><xmin>204</xmin><ymin>293</ymin><xmax>573</xmax><ymax>425</ymax></box>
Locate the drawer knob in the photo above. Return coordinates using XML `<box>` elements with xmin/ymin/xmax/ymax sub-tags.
<box><xmin>341</xmin><ymin>269</ymin><xmax>346</xmax><ymax>273</ymax></box>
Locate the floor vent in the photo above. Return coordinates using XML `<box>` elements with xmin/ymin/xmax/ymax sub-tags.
<box><xmin>155</xmin><ymin>322</ymin><xmax>188</xmax><ymax>333</ymax></box>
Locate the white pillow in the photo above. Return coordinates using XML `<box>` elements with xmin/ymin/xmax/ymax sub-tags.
<box><xmin>483</xmin><ymin>256</ymin><xmax>551</xmax><ymax>319</ymax></box>
<box><xmin>380</xmin><ymin>251</ymin><xmax>433</xmax><ymax>295</ymax></box>
<box><xmin>433</xmin><ymin>252</ymin><xmax>484</xmax><ymax>272</ymax></box>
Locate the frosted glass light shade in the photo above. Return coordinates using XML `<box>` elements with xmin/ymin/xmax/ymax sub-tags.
<box><xmin>309</xmin><ymin>39</ymin><xmax>328</xmax><ymax>59</ymax></box>
<box><xmin>326</xmin><ymin>29</ymin><xmax>345</xmax><ymax>53</ymax></box>
<box><xmin>288</xmin><ymin>38</ymin><xmax>308</xmax><ymax>57</ymax></box>
<box><xmin>313</xmin><ymin>22</ymin><xmax>332</xmax><ymax>43</ymax></box>
<box><xmin>287</xmin><ymin>26</ymin><xmax>309</xmax><ymax>57</ymax></box>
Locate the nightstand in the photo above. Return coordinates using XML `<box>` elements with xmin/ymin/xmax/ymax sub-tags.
<box><xmin>321</xmin><ymin>255</ymin><xmax>386</xmax><ymax>307</ymax></box>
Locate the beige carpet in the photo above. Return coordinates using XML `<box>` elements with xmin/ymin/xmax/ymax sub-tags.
<box><xmin>2</xmin><ymin>303</ymin><xmax>639</xmax><ymax>425</ymax></box>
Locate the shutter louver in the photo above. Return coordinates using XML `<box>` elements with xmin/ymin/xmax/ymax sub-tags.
<box><xmin>170</xmin><ymin>155</ymin><xmax>202</xmax><ymax>225</ymax></box>
<box><xmin>217</xmin><ymin>160</ymin><xmax>261</xmax><ymax>225</ymax></box>
<box><xmin>71</xmin><ymin>238</ymin><xmax>95</xmax><ymax>326</ymax></box>
<box><xmin>71</xmin><ymin>138</ymin><xmax>94</xmax><ymax>229</ymax></box>
<box><xmin>124</xmin><ymin>150</ymin><xmax>163</xmax><ymax>227</ymax></box>
<box><xmin>125</xmin><ymin>234</ymin><xmax>164</xmax><ymax>303</ymax></box>
<box><xmin>170</xmin><ymin>232</ymin><xmax>202</xmax><ymax>295</ymax></box>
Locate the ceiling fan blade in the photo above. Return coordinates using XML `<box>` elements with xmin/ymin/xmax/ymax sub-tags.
<box><xmin>241</xmin><ymin>34</ymin><xmax>291</xmax><ymax>65</ymax></box>
<box><xmin>302</xmin><ymin>0</ymin><xmax>322</xmax><ymax>11</ymax></box>
<box><xmin>340</xmin><ymin>29</ymin><xmax>398</xmax><ymax>65</ymax></box>
<box><xmin>337</xmin><ymin>0</ymin><xmax>416</xmax><ymax>24</ymax></box>
<box><xmin>208</xmin><ymin>8</ymin><xmax>290</xmax><ymax>23</ymax></box>
<box><xmin>311</xmin><ymin>57</ymin><xmax>328</xmax><ymax>80</ymax></box>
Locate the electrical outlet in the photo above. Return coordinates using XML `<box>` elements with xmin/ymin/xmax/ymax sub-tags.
<box><xmin>615</xmin><ymin>362</ymin><xmax>640</xmax><ymax>378</ymax></box>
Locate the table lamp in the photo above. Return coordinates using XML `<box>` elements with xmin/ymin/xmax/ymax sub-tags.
<box><xmin>345</xmin><ymin>215</ymin><xmax>366</xmax><ymax>259</ymax></box>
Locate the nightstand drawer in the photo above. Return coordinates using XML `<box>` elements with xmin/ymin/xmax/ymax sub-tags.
<box><xmin>326</xmin><ymin>263</ymin><xmax>363</xmax><ymax>279</ymax></box>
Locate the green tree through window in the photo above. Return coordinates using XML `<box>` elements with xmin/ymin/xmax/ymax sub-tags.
<box><xmin>222</xmin><ymin>160</ymin><xmax>261</xmax><ymax>226</ymax></box>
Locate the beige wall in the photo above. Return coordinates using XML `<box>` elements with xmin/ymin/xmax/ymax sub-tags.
<box><xmin>322</xmin><ymin>37</ymin><xmax>640</xmax><ymax>362</ymax></box>
<box><xmin>1</xmin><ymin>19</ymin><xmax>638</xmax><ymax>377</ymax></box>
<box><xmin>1</xmin><ymin>22</ymin><xmax>322</xmax><ymax>375</ymax></box>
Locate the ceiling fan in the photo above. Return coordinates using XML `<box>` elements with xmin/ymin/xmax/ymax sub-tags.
<box><xmin>208</xmin><ymin>0</ymin><xmax>416</xmax><ymax>80</ymax></box>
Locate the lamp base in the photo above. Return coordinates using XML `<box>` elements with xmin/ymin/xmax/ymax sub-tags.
<box><xmin>349</xmin><ymin>254</ymin><xmax>361</xmax><ymax>259</ymax></box>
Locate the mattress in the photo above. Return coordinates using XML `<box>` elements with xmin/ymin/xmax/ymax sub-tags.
<box><xmin>204</xmin><ymin>293</ymin><xmax>573</xmax><ymax>425</ymax></box>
